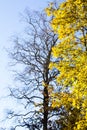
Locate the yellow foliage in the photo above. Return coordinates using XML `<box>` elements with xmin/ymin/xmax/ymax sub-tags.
<box><xmin>46</xmin><ymin>0</ymin><xmax>87</xmax><ymax>129</ymax></box>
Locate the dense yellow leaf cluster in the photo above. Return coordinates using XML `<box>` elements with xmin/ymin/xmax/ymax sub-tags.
<box><xmin>46</xmin><ymin>0</ymin><xmax>87</xmax><ymax>129</ymax></box>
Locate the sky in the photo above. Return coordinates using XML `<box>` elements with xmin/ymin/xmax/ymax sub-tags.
<box><xmin>0</xmin><ymin>0</ymin><xmax>52</xmax><ymax>129</ymax></box>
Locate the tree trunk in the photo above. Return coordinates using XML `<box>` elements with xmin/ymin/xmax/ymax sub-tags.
<box><xmin>43</xmin><ymin>85</ymin><xmax>49</xmax><ymax>130</ymax></box>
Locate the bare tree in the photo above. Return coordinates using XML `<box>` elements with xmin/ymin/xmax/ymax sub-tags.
<box><xmin>8</xmin><ymin>10</ymin><xmax>59</xmax><ymax>130</ymax></box>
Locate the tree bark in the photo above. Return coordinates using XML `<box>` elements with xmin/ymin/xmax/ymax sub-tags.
<box><xmin>43</xmin><ymin>85</ymin><xmax>49</xmax><ymax>130</ymax></box>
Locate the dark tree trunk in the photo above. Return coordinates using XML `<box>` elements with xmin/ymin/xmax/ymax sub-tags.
<box><xmin>43</xmin><ymin>85</ymin><xmax>49</xmax><ymax>130</ymax></box>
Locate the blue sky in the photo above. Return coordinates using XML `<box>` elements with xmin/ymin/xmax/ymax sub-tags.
<box><xmin>0</xmin><ymin>0</ymin><xmax>52</xmax><ymax>129</ymax></box>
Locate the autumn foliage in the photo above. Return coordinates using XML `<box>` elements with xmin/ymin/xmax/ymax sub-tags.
<box><xmin>46</xmin><ymin>0</ymin><xmax>87</xmax><ymax>129</ymax></box>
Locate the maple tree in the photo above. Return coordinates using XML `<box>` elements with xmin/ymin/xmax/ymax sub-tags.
<box><xmin>46</xmin><ymin>0</ymin><xmax>87</xmax><ymax>129</ymax></box>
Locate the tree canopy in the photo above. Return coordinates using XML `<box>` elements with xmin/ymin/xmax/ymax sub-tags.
<box><xmin>46</xmin><ymin>0</ymin><xmax>87</xmax><ymax>129</ymax></box>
